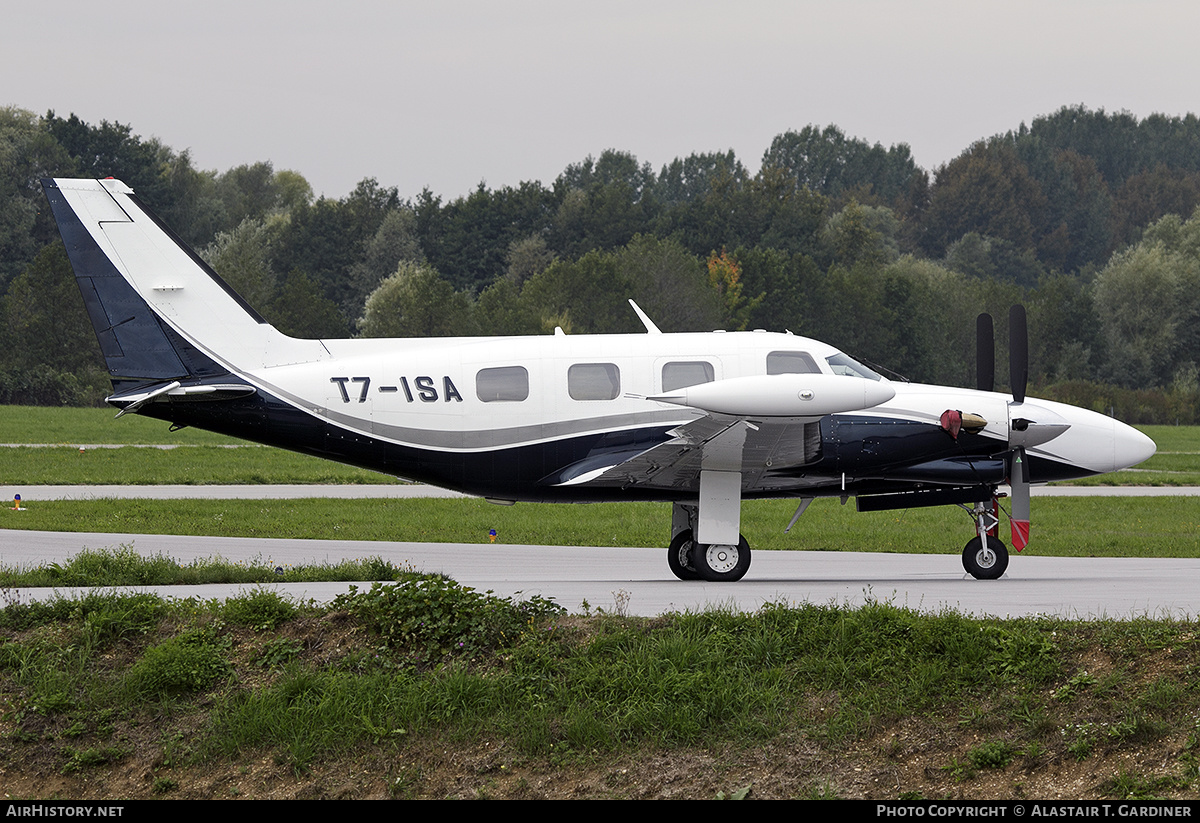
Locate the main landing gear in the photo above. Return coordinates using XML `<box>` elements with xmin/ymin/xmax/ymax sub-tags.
<box><xmin>664</xmin><ymin>450</ymin><xmax>755</xmax><ymax>580</ymax></box>
<box><xmin>960</xmin><ymin>497</ymin><xmax>1009</xmax><ymax>580</ymax></box>
<box><xmin>667</xmin><ymin>528</ymin><xmax>752</xmax><ymax>582</ymax></box>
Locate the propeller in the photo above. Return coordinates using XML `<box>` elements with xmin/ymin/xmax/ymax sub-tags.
<box><xmin>1006</xmin><ymin>305</ymin><xmax>1031</xmax><ymax>549</ymax></box>
<box><xmin>976</xmin><ymin>312</ymin><xmax>994</xmax><ymax>393</ymax></box>
<box><xmin>1008</xmin><ymin>305</ymin><xmax>1028</xmax><ymax>404</ymax></box>
<box><xmin>974</xmin><ymin>307</ymin><xmax>1032</xmax><ymax>549</ymax></box>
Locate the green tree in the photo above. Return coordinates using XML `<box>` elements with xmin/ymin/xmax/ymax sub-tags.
<box><xmin>761</xmin><ymin>124</ymin><xmax>922</xmax><ymax>204</ymax></box>
<box><xmin>345</xmin><ymin>207</ymin><xmax>425</xmax><ymax>315</ymax></box>
<box><xmin>269</xmin><ymin>270</ymin><xmax>350</xmax><ymax>339</ymax></box>
<box><xmin>1110</xmin><ymin>165</ymin><xmax>1200</xmax><ymax>248</ymax></box>
<box><xmin>520</xmin><ymin>249</ymin><xmax>637</xmax><ymax>335</ymax></box>
<box><xmin>271</xmin><ymin>178</ymin><xmax>400</xmax><ymax>315</ymax></box>
<box><xmin>44</xmin><ymin>112</ymin><xmax>173</xmax><ymax>209</ymax></box>
<box><xmin>0</xmin><ymin>244</ymin><xmax>108</xmax><ymax>403</ymax></box>
<box><xmin>358</xmin><ymin>262</ymin><xmax>473</xmax><ymax>338</ymax></box>
<box><xmin>920</xmin><ymin>140</ymin><xmax>1048</xmax><ymax>259</ymax></box>
<box><xmin>0</xmin><ymin>107</ymin><xmax>76</xmax><ymax>286</ymax></box>
<box><xmin>475</xmin><ymin>278</ymin><xmax>540</xmax><ymax>335</ymax></box>
<box><xmin>201</xmin><ymin>217</ymin><xmax>279</xmax><ymax>311</ymax></box>
<box><xmin>503</xmin><ymin>234</ymin><xmax>557</xmax><ymax>287</ymax></box>
<box><xmin>421</xmin><ymin>181</ymin><xmax>556</xmax><ymax>292</ymax></box>
<box><xmin>550</xmin><ymin>150</ymin><xmax>658</xmax><ymax>259</ymax></box>
<box><xmin>616</xmin><ymin>235</ymin><xmax>723</xmax><ymax>332</ymax></box>
<box><xmin>213</xmin><ymin>162</ymin><xmax>311</xmax><ymax>230</ymax></box>
<box><xmin>1092</xmin><ymin>211</ymin><xmax>1200</xmax><ymax>387</ymax></box>
<box><xmin>823</xmin><ymin>201</ymin><xmax>900</xmax><ymax>267</ymax></box>
<box><xmin>654</xmin><ymin>150</ymin><xmax>748</xmax><ymax>207</ymax></box>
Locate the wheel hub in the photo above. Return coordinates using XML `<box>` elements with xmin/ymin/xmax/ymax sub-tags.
<box><xmin>705</xmin><ymin>544</ymin><xmax>740</xmax><ymax>574</ymax></box>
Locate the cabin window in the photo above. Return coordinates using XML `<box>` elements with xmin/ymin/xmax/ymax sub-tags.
<box><xmin>766</xmin><ymin>351</ymin><xmax>820</xmax><ymax>375</ymax></box>
<box><xmin>476</xmin><ymin>366</ymin><xmax>529</xmax><ymax>402</ymax></box>
<box><xmin>569</xmin><ymin>363</ymin><xmax>621</xmax><ymax>400</ymax></box>
<box><xmin>662</xmin><ymin>361</ymin><xmax>714</xmax><ymax>392</ymax></box>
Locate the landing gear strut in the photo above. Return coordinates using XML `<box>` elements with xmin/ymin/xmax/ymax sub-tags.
<box><xmin>960</xmin><ymin>497</ymin><xmax>1009</xmax><ymax>579</ymax></box>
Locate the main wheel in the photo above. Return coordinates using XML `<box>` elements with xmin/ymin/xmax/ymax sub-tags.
<box><xmin>691</xmin><ymin>535</ymin><xmax>751</xmax><ymax>582</ymax></box>
<box><xmin>667</xmin><ymin>530</ymin><xmax>701</xmax><ymax>580</ymax></box>
<box><xmin>962</xmin><ymin>535</ymin><xmax>1008</xmax><ymax>580</ymax></box>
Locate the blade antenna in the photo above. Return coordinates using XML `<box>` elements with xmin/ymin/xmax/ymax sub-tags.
<box><xmin>628</xmin><ymin>300</ymin><xmax>662</xmax><ymax>334</ymax></box>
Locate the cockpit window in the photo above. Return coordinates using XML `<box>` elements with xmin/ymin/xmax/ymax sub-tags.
<box><xmin>825</xmin><ymin>353</ymin><xmax>883</xmax><ymax>381</ymax></box>
<box><xmin>767</xmin><ymin>351</ymin><xmax>820</xmax><ymax>375</ymax></box>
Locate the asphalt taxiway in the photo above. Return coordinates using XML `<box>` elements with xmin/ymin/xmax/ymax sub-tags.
<box><xmin>3</xmin><ymin>484</ymin><xmax>1197</xmax><ymax>619</ymax></box>
<box><xmin>7</xmin><ymin>527</ymin><xmax>1200</xmax><ymax>620</ymax></box>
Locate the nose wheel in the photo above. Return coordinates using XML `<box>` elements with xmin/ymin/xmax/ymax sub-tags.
<box><xmin>960</xmin><ymin>498</ymin><xmax>1009</xmax><ymax>579</ymax></box>
<box><xmin>962</xmin><ymin>534</ymin><xmax>1008</xmax><ymax>579</ymax></box>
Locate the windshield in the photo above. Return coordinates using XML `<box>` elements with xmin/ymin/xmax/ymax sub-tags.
<box><xmin>825</xmin><ymin>353</ymin><xmax>884</xmax><ymax>381</ymax></box>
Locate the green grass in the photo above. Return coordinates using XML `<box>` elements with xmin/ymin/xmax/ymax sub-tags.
<box><xmin>2</xmin><ymin>584</ymin><xmax>1199</xmax><ymax>797</ymax></box>
<box><xmin>0</xmin><ymin>543</ymin><xmax>408</xmax><ymax>588</ymax></box>
<box><xmin>2</xmin><ymin>495</ymin><xmax>1197</xmax><ymax>558</ymax></box>
<box><xmin>0</xmin><ymin>405</ymin><xmax>244</xmax><ymax>445</ymax></box>
<box><xmin>0</xmin><ymin>445</ymin><xmax>399</xmax><ymax>485</ymax></box>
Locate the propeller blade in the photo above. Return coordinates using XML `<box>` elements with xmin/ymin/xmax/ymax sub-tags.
<box><xmin>1009</xmin><ymin>446</ymin><xmax>1030</xmax><ymax>550</ymax></box>
<box><xmin>1009</xmin><ymin>305</ymin><xmax>1028</xmax><ymax>404</ymax></box>
<box><xmin>976</xmin><ymin>313</ymin><xmax>994</xmax><ymax>393</ymax></box>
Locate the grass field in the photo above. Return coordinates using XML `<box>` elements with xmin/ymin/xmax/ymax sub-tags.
<box><xmin>2</xmin><ymin>494</ymin><xmax>1197</xmax><ymax>559</ymax></box>
<box><xmin>0</xmin><ymin>444</ymin><xmax>398</xmax><ymax>485</ymax></box>
<box><xmin>3</xmin><ymin>571</ymin><xmax>1200</xmax><ymax>799</ymax></box>
<box><xmin>2</xmin><ymin>406</ymin><xmax>1196</xmax><ymax>486</ymax></box>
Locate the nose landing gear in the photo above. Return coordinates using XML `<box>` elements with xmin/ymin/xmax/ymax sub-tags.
<box><xmin>960</xmin><ymin>497</ymin><xmax>1009</xmax><ymax>579</ymax></box>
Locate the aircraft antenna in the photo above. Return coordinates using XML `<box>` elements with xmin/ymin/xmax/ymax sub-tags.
<box><xmin>628</xmin><ymin>300</ymin><xmax>662</xmax><ymax>334</ymax></box>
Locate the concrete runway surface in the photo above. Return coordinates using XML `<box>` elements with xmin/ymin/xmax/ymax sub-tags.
<box><xmin>6</xmin><ymin>526</ymin><xmax>1200</xmax><ymax>620</ymax></box>
<box><xmin>3</xmin><ymin>484</ymin><xmax>1197</xmax><ymax>618</ymax></box>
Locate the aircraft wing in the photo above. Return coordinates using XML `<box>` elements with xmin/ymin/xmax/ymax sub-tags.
<box><xmin>552</xmin><ymin>415</ymin><xmax>823</xmax><ymax>493</ymax></box>
<box><xmin>551</xmin><ymin>372</ymin><xmax>894</xmax><ymax>494</ymax></box>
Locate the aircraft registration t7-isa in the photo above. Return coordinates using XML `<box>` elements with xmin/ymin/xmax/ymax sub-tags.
<box><xmin>42</xmin><ymin>178</ymin><xmax>1156</xmax><ymax>582</ymax></box>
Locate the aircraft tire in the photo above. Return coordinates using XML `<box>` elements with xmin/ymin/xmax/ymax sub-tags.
<box><xmin>691</xmin><ymin>535</ymin><xmax>751</xmax><ymax>582</ymax></box>
<box><xmin>667</xmin><ymin>530</ymin><xmax>702</xmax><ymax>580</ymax></box>
<box><xmin>962</xmin><ymin>535</ymin><xmax>1008</xmax><ymax>580</ymax></box>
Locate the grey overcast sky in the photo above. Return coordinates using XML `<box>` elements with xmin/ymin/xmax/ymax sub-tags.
<box><xmin>6</xmin><ymin>0</ymin><xmax>1200</xmax><ymax>200</ymax></box>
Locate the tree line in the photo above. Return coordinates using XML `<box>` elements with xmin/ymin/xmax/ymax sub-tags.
<box><xmin>1</xmin><ymin>104</ymin><xmax>1198</xmax><ymax>422</ymax></box>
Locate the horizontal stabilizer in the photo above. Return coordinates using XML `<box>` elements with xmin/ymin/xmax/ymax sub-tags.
<box><xmin>109</xmin><ymin>381</ymin><xmax>258</xmax><ymax>416</ymax></box>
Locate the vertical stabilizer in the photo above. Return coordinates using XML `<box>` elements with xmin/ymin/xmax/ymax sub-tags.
<box><xmin>42</xmin><ymin>178</ymin><xmax>325</xmax><ymax>393</ymax></box>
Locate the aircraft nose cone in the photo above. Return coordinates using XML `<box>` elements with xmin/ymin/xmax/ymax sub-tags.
<box><xmin>1113</xmin><ymin>423</ymin><xmax>1156</xmax><ymax>471</ymax></box>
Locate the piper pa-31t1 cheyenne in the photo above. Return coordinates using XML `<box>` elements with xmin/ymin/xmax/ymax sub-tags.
<box><xmin>42</xmin><ymin>177</ymin><xmax>1156</xmax><ymax>582</ymax></box>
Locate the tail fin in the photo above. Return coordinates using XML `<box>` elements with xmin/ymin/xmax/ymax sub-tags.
<box><xmin>41</xmin><ymin>178</ymin><xmax>324</xmax><ymax>397</ymax></box>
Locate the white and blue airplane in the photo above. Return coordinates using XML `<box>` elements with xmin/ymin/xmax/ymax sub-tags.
<box><xmin>42</xmin><ymin>177</ymin><xmax>1156</xmax><ymax>581</ymax></box>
